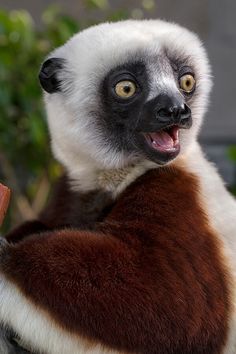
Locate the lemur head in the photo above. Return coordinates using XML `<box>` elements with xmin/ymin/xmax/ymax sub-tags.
<box><xmin>39</xmin><ymin>20</ymin><xmax>211</xmax><ymax>177</ymax></box>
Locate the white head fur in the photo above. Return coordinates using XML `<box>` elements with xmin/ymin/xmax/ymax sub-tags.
<box><xmin>41</xmin><ymin>20</ymin><xmax>212</xmax><ymax>192</ymax></box>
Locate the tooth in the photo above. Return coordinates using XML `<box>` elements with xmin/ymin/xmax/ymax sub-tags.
<box><xmin>176</xmin><ymin>130</ymin><xmax>179</xmax><ymax>140</ymax></box>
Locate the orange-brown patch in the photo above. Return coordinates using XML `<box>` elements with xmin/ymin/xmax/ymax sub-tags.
<box><xmin>0</xmin><ymin>183</ymin><xmax>10</xmax><ymax>226</ymax></box>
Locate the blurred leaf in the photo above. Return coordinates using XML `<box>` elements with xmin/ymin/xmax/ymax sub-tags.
<box><xmin>107</xmin><ymin>9</ymin><xmax>129</xmax><ymax>21</ymax></box>
<box><xmin>228</xmin><ymin>146</ymin><xmax>236</xmax><ymax>162</ymax></box>
<box><xmin>42</xmin><ymin>5</ymin><xmax>61</xmax><ymax>25</ymax></box>
<box><xmin>85</xmin><ymin>0</ymin><xmax>110</xmax><ymax>10</ymax></box>
<box><xmin>142</xmin><ymin>0</ymin><xmax>155</xmax><ymax>11</ymax></box>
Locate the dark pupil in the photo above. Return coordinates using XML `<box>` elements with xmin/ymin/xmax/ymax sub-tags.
<box><xmin>123</xmin><ymin>85</ymin><xmax>131</xmax><ymax>93</ymax></box>
<box><xmin>186</xmin><ymin>80</ymin><xmax>191</xmax><ymax>87</ymax></box>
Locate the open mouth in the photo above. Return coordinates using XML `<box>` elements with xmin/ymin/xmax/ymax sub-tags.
<box><xmin>143</xmin><ymin>125</ymin><xmax>180</xmax><ymax>154</ymax></box>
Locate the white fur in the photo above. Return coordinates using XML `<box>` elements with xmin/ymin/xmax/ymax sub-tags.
<box><xmin>70</xmin><ymin>159</ymin><xmax>157</xmax><ymax>198</ymax></box>
<box><xmin>0</xmin><ymin>275</ymin><xmax>120</xmax><ymax>354</ymax></box>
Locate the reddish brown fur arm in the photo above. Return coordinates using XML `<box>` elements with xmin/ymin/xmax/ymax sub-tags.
<box><xmin>0</xmin><ymin>168</ymin><xmax>231</xmax><ymax>354</ymax></box>
<box><xmin>0</xmin><ymin>231</ymin><xmax>230</xmax><ymax>353</ymax></box>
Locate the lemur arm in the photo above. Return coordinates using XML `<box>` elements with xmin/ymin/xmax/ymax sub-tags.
<box><xmin>0</xmin><ymin>223</ymin><xmax>145</xmax><ymax>354</ymax></box>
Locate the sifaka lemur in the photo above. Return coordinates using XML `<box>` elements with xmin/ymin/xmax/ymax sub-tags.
<box><xmin>0</xmin><ymin>19</ymin><xmax>235</xmax><ymax>354</ymax></box>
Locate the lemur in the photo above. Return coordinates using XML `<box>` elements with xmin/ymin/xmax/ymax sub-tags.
<box><xmin>0</xmin><ymin>19</ymin><xmax>236</xmax><ymax>354</ymax></box>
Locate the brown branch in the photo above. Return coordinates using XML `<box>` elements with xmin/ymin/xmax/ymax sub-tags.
<box><xmin>0</xmin><ymin>152</ymin><xmax>37</xmax><ymax>221</ymax></box>
<box><xmin>32</xmin><ymin>174</ymin><xmax>50</xmax><ymax>214</ymax></box>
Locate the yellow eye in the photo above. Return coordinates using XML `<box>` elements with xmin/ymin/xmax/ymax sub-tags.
<box><xmin>179</xmin><ymin>74</ymin><xmax>196</xmax><ymax>93</ymax></box>
<box><xmin>115</xmin><ymin>80</ymin><xmax>137</xmax><ymax>99</ymax></box>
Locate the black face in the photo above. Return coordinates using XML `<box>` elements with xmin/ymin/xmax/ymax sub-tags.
<box><xmin>39</xmin><ymin>56</ymin><xmax>194</xmax><ymax>166</ymax></box>
<box><xmin>101</xmin><ymin>59</ymin><xmax>194</xmax><ymax>165</ymax></box>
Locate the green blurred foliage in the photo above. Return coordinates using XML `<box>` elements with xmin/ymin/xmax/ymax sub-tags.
<box><xmin>0</xmin><ymin>1</ymin><xmax>155</xmax><ymax>232</ymax></box>
<box><xmin>0</xmin><ymin>6</ymin><xmax>82</xmax><ymax>231</ymax></box>
<box><xmin>228</xmin><ymin>146</ymin><xmax>236</xmax><ymax>162</ymax></box>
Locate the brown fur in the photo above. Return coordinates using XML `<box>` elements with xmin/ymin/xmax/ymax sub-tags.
<box><xmin>40</xmin><ymin>174</ymin><xmax>113</xmax><ymax>229</ymax></box>
<box><xmin>2</xmin><ymin>166</ymin><xmax>231</xmax><ymax>354</ymax></box>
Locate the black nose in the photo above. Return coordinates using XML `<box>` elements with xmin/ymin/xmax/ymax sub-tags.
<box><xmin>155</xmin><ymin>94</ymin><xmax>191</xmax><ymax>126</ymax></box>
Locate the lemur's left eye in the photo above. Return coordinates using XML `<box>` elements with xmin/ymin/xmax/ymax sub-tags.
<box><xmin>179</xmin><ymin>74</ymin><xmax>196</xmax><ymax>93</ymax></box>
<box><xmin>115</xmin><ymin>80</ymin><xmax>137</xmax><ymax>98</ymax></box>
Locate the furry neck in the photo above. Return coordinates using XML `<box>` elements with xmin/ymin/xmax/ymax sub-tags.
<box><xmin>68</xmin><ymin>159</ymin><xmax>157</xmax><ymax>198</ymax></box>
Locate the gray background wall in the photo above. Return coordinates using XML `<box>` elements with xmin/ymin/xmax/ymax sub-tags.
<box><xmin>1</xmin><ymin>0</ymin><xmax>236</xmax><ymax>183</ymax></box>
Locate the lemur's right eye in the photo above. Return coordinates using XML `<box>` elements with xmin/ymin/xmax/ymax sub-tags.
<box><xmin>115</xmin><ymin>80</ymin><xmax>137</xmax><ymax>99</ymax></box>
<box><xmin>179</xmin><ymin>74</ymin><xmax>196</xmax><ymax>94</ymax></box>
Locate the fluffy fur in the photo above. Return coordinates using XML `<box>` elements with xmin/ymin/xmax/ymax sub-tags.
<box><xmin>44</xmin><ymin>19</ymin><xmax>211</xmax><ymax>191</ymax></box>
<box><xmin>0</xmin><ymin>19</ymin><xmax>235</xmax><ymax>354</ymax></box>
<box><xmin>1</xmin><ymin>167</ymin><xmax>233</xmax><ymax>354</ymax></box>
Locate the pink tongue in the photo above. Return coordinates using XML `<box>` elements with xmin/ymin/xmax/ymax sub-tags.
<box><xmin>149</xmin><ymin>131</ymin><xmax>174</xmax><ymax>149</ymax></box>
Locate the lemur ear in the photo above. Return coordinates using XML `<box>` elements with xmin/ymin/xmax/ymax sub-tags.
<box><xmin>39</xmin><ymin>58</ymin><xmax>65</xmax><ymax>93</ymax></box>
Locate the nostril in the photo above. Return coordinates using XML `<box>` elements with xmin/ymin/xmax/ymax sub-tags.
<box><xmin>157</xmin><ymin>108</ymin><xmax>169</xmax><ymax>117</ymax></box>
<box><xmin>179</xmin><ymin>104</ymin><xmax>192</xmax><ymax>128</ymax></box>
<box><xmin>155</xmin><ymin>108</ymin><xmax>171</xmax><ymax>123</ymax></box>
<box><xmin>157</xmin><ymin>105</ymin><xmax>187</xmax><ymax>119</ymax></box>
<box><xmin>171</xmin><ymin>106</ymin><xmax>182</xmax><ymax>118</ymax></box>
<box><xmin>155</xmin><ymin>101</ymin><xmax>191</xmax><ymax>124</ymax></box>
<box><xmin>180</xmin><ymin>104</ymin><xmax>191</xmax><ymax>118</ymax></box>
